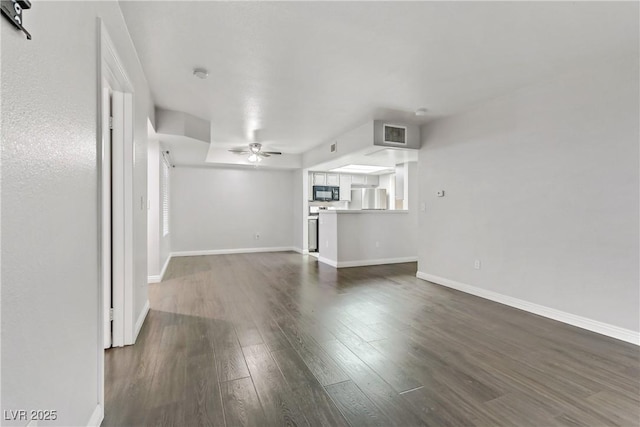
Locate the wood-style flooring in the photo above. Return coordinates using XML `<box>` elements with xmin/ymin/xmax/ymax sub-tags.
<box><xmin>104</xmin><ymin>252</ymin><xmax>639</xmax><ymax>426</ymax></box>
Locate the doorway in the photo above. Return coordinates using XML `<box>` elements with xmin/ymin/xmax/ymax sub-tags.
<box><xmin>98</xmin><ymin>19</ymin><xmax>136</xmax><ymax>421</ymax></box>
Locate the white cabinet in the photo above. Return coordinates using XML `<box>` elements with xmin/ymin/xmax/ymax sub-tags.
<box><xmin>365</xmin><ymin>175</ymin><xmax>379</xmax><ymax>187</ymax></box>
<box><xmin>339</xmin><ymin>174</ymin><xmax>351</xmax><ymax>201</ymax></box>
<box><xmin>351</xmin><ymin>174</ymin><xmax>365</xmax><ymax>185</ymax></box>
<box><xmin>350</xmin><ymin>174</ymin><xmax>378</xmax><ymax>187</ymax></box>
<box><xmin>313</xmin><ymin>173</ymin><xmax>327</xmax><ymax>185</ymax></box>
<box><xmin>326</xmin><ymin>173</ymin><xmax>339</xmax><ymax>186</ymax></box>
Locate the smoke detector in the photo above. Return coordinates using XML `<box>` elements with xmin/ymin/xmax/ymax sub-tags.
<box><xmin>415</xmin><ymin>107</ymin><xmax>428</xmax><ymax>116</ymax></box>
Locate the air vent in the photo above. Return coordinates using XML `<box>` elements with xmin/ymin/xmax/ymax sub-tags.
<box><xmin>330</xmin><ymin>142</ymin><xmax>337</xmax><ymax>153</ymax></box>
<box><xmin>383</xmin><ymin>124</ymin><xmax>407</xmax><ymax>145</ymax></box>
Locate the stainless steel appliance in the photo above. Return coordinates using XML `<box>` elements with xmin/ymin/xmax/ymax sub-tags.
<box><xmin>308</xmin><ymin>217</ymin><xmax>318</xmax><ymax>252</ymax></box>
<box><xmin>312</xmin><ymin>186</ymin><xmax>340</xmax><ymax>201</ymax></box>
<box><xmin>351</xmin><ymin>188</ymin><xmax>388</xmax><ymax>210</ymax></box>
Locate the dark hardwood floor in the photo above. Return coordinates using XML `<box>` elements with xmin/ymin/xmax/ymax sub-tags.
<box><xmin>104</xmin><ymin>252</ymin><xmax>640</xmax><ymax>426</ymax></box>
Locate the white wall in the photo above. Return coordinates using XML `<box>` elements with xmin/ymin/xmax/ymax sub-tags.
<box><xmin>302</xmin><ymin>121</ymin><xmax>373</xmax><ymax>168</ymax></box>
<box><xmin>1</xmin><ymin>2</ymin><xmax>151</xmax><ymax>426</ymax></box>
<box><xmin>171</xmin><ymin>166</ymin><xmax>295</xmax><ymax>253</ymax></box>
<box><xmin>318</xmin><ymin>211</ymin><xmax>417</xmax><ymax>267</ymax></box>
<box><xmin>147</xmin><ymin>140</ymin><xmax>171</xmax><ymax>280</ymax></box>
<box><xmin>292</xmin><ymin>168</ymin><xmax>304</xmax><ymax>251</ymax></box>
<box><xmin>147</xmin><ymin>140</ymin><xmax>160</xmax><ymax>276</ymax></box>
<box><xmin>159</xmin><ymin>148</ymin><xmax>171</xmax><ymax>273</ymax></box>
<box><xmin>417</xmin><ymin>57</ymin><xmax>639</xmax><ymax>333</ymax></box>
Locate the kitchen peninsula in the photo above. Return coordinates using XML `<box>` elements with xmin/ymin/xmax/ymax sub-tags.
<box><xmin>317</xmin><ymin>209</ymin><xmax>417</xmax><ymax>268</ymax></box>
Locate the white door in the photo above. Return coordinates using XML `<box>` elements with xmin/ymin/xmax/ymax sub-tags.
<box><xmin>102</xmin><ymin>84</ymin><xmax>112</xmax><ymax>349</ymax></box>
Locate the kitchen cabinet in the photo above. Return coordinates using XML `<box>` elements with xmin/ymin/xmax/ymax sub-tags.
<box><xmin>365</xmin><ymin>175</ymin><xmax>379</xmax><ymax>186</ymax></box>
<box><xmin>351</xmin><ymin>174</ymin><xmax>365</xmax><ymax>185</ymax></box>
<box><xmin>339</xmin><ymin>174</ymin><xmax>351</xmax><ymax>201</ymax></box>
<box><xmin>351</xmin><ymin>174</ymin><xmax>378</xmax><ymax>187</ymax></box>
<box><xmin>313</xmin><ymin>173</ymin><xmax>327</xmax><ymax>185</ymax></box>
<box><xmin>326</xmin><ymin>173</ymin><xmax>339</xmax><ymax>186</ymax></box>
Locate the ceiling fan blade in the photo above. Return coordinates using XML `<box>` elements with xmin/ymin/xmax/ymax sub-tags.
<box><xmin>257</xmin><ymin>152</ymin><xmax>270</xmax><ymax>158</ymax></box>
<box><xmin>263</xmin><ymin>151</ymin><xmax>282</xmax><ymax>155</ymax></box>
<box><xmin>228</xmin><ymin>149</ymin><xmax>250</xmax><ymax>154</ymax></box>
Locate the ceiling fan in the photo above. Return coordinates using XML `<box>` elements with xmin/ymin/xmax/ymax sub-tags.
<box><xmin>228</xmin><ymin>142</ymin><xmax>282</xmax><ymax>163</ymax></box>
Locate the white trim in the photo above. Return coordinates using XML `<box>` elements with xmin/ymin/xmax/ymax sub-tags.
<box><xmin>148</xmin><ymin>254</ymin><xmax>172</xmax><ymax>283</ymax></box>
<box><xmin>101</xmin><ymin>85</ymin><xmax>112</xmax><ymax>350</ymax></box>
<box><xmin>134</xmin><ymin>300</ymin><xmax>150</xmax><ymax>342</ymax></box>
<box><xmin>318</xmin><ymin>256</ymin><xmax>338</xmax><ymax>267</ymax></box>
<box><xmin>87</xmin><ymin>404</ymin><xmax>103</xmax><ymax>427</ymax></box>
<box><xmin>416</xmin><ymin>272</ymin><xmax>640</xmax><ymax>346</ymax></box>
<box><xmin>122</xmin><ymin>92</ymin><xmax>135</xmax><ymax>347</ymax></box>
<box><xmin>319</xmin><ymin>256</ymin><xmax>417</xmax><ymax>268</ymax></box>
<box><xmin>97</xmin><ymin>18</ymin><xmax>135</xmax><ymax>419</ymax></box>
<box><xmin>292</xmin><ymin>247</ymin><xmax>309</xmax><ymax>255</ymax></box>
<box><xmin>171</xmin><ymin>247</ymin><xmax>295</xmax><ymax>257</ymax></box>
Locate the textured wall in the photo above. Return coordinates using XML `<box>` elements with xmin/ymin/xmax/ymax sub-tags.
<box><xmin>147</xmin><ymin>140</ymin><xmax>161</xmax><ymax>276</ymax></box>
<box><xmin>417</xmin><ymin>58</ymin><xmax>639</xmax><ymax>331</ymax></box>
<box><xmin>171</xmin><ymin>166</ymin><xmax>295</xmax><ymax>252</ymax></box>
<box><xmin>292</xmin><ymin>169</ymin><xmax>304</xmax><ymax>251</ymax></box>
<box><xmin>1</xmin><ymin>2</ymin><xmax>151</xmax><ymax>425</ymax></box>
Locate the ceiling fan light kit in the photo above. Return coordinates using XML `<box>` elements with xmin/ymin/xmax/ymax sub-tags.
<box><xmin>229</xmin><ymin>142</ymin><xmax>283</xmax><ymax>163</ymax></box>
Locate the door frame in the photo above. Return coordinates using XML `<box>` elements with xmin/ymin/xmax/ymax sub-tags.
<box><xmin>97</xmin><ymin>18</ymin><xmax>135</xmax><ymax>421</ymax></box>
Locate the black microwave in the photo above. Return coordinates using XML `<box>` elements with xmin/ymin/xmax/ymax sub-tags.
<box><xmin>313</xmin><ymin>186</ymin><xmax>340</xmax><ymax>201</ymax></box>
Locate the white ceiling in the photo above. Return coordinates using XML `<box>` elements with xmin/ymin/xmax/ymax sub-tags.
<box><xmin>120</xmin><ymin>1</ymin><xmax>637</xmax><ymax>156</ymax></box>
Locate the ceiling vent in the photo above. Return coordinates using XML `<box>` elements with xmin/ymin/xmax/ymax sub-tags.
<box><xmin>373</xmin><ymin>121</ymin><xmax>420</xmax><ymax>149</ymax></box>
<box><xmin>383</xmin><ymin>124</ymin><xmax>407</xmax><ymax>145</ymax></box>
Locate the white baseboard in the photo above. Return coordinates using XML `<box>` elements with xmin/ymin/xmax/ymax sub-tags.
<box><xmin>319</xmin><ymin>256</ymin><xmax>417</xmax><ymax>268</ymax></box>
<box><xmin>318</xmin><ymin>256</ymin><xmax>338</xmax><ymax>267</ymax></box>
<box><xmin>171</xmin><ymin>246</ymin><xmax>295</xmax><ymax>257</ymax></box>
<box><xmin>148</xmin><ymin>254</ymin><xmax>172</xmax><ymax>283</ymax></box>
<box><xmin>134</xmin><ymin>300</ymin><xmax>150</xmax><ymax>342</ymax></box>
<box><xmin>87</xmin><ymin>404</ymin><xmax>103</xmax><ymax>427</ymax></box>
<box><xmin>416</xmin><ymin>271</ymin><xmax>640</xmax><ymax>346</ymax></box>
<box><xmin>292</xmin><ymin>247</ymin><xmax>309</xmax><ymax>255</ymax></box>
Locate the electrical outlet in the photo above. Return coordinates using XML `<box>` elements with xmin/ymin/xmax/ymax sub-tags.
<box><xmin>474</xmin><ymin>259</ymin><xmax>481</xmax><ymax>270</ymax></box>
<box><xmin>254</xmin><ymin>232</ymin><xmax>260</xmax><ymax>240</ymax></box>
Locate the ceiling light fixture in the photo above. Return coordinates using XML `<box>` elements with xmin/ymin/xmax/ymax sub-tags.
<box><xmin>193</xmin><ymin>68</ymin><xmax>209</xmax><ymax>79</ymax></box>
<box><xmin>415</xmin><ymin>107</ymin><xmax>428</xmax><ymax>116</ymax></box>
<box><xmin>330</xmin><ymin>164</ymin><xmax>392</xmax><ymax>174</ymax></box>
<box><xmin>248</xmin><ymin>153</ymin><xmax>261</xmax><ymax>163</ymax></box>
<box><xmin>249</xmin><ymin>143</ymin><xmax>261</xmax><ymax>154</ymax></box>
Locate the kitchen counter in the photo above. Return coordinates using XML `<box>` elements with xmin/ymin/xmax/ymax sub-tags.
<box><xmin>317</xmin><ymin>209</ymin><xmax>417</xmax><ymax>268</ymax></box>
